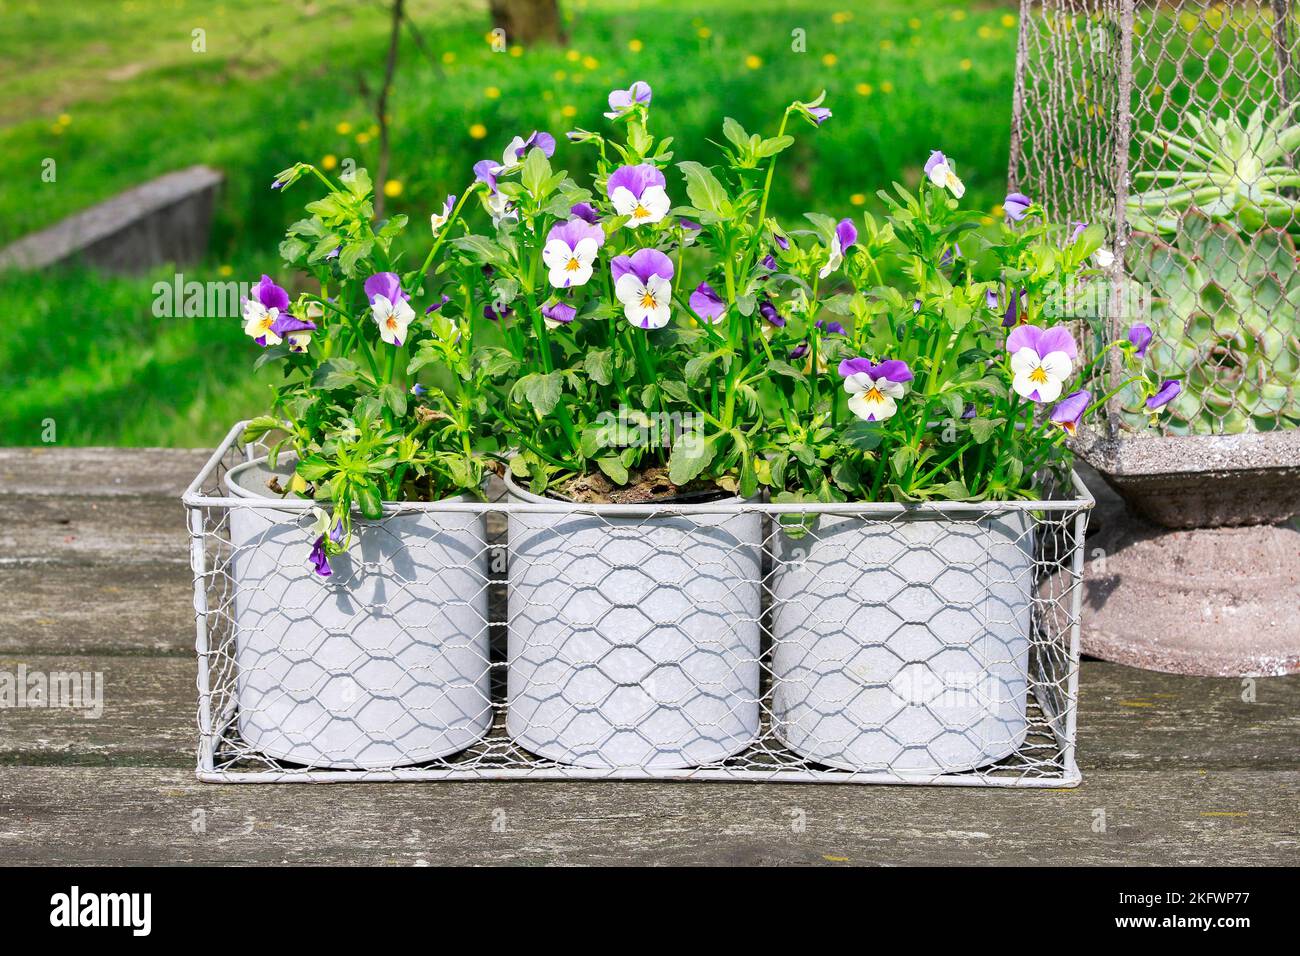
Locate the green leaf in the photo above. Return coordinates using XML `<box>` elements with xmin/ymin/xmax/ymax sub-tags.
<box><xmin>241</xmin><ymin>416</ymin><xmax>283</xmax><ymax>444</ymax></box>
<box><xmin>311</xmin><ymin>358</ymin><xmax>360</xmax><ymax>390</ymax></box>
<box><xmin>677</xmin><ymin>161</ymin><xmax>729</xmax><ymax>216</ymax></box>
<box><xmin>343</xmin><ymin>167</ymin><xmax>373</xmax><ymax>200</ymax></box>
<box><xmin>721</xmin><ymin>117</ymin><xmax>749</xmax><ymax>150</ymax></box>
<box><xmin>295</xmin><ymin>456</ymin><xmax>334</xmax><ymax>481</ymax></box>
<box><xmin>890</xmin><ymin>446</ymin><xmax>916</xmax><ymax>478</ymax></box>
<box><xmin>521</xmin><ymin>147</ymin><xmax>554</xmax><ymax>198</ymax></box>
<box><xmin>338</xmin><ymin>240</ymin><xmax>373</xmax><ymax>277</ymax></box>
<box><xmin>380</xmin><ymin>382</ymin><xmax>408</xmax><ymax>417</ymax></box>
<box><xmin>931</xmin><ymin>480</ymin><xmax>970</xmax><ymax>500</ymax></box>
<box><xmin>667</xmin><ymin>433</ymin><xmax>715</xmax><ymax>485</ymax></box>
<box><xmin>842</xmin><ymin>420</ymin><xmax>884</xmax><ymax>451</ymax></box>
<box><xmin>970</xmin><ymin>417</ymin><xmax>1002</xmax><ymax>444</ymax></box>
<box><xmin>595</xmin><ymin>456</ymin><xmax>629</xmax><ymax>485</ymax></box>
<box><xmin>511</xmin><ymin>372</ymin><xmax>564</xmax><ymax>416</ymax></box>
<box><xmin>354</xmin><ymin>477</ymin><xmax>383</xmax><ymax>520</ymax></box>
<box><xmin>584</xmin><ymin>348</ymin><xmax>613</xmax><ymax>386</ymax></box>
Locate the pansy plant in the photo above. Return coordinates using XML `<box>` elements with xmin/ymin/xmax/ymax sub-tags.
<box><xmin>458</xmin><ymin>83</ymin><xmax>830</xmax><ymax>498</ymax></box>
<box><xmin>241</xmin><ymin>162</ymin><xmax>493</xmax><ymax>575</ymax></box>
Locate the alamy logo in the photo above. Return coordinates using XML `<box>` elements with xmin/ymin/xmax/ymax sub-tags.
<box><xmin>0</xmin><ymin>664</ymin><xmax>103</xmax><ymax>719</ymax></box>
<box><xmin>49</xmin><ymin>886</ymin><xmax>151</xmax><ymax>936</ymax></box>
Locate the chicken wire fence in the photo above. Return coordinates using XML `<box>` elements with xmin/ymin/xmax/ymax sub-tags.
<box><xmin>1010</xmin><ymin>0</ymin><xmax>1300</xmax><ymax>437</ymax></box>
<box><xmin>183</xmin><ymin>422</ymin><xmax>1093</xmax><ymax>786</ymax></box>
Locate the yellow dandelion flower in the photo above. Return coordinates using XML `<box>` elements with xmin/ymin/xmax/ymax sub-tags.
<box><xmin>880</xmin><ymin>38</ymin><xmax>894</xmax><ymax>50</ymax></box>
<box><xmin>960</xmin><ymin>58</ymin><xmax>972</xmax><ymax>71</ymax></box>
<box><xmin>561</xmin><ymin>104</ymin><xmax>577</xmax><ymax>117</ymax></box>
<box><xmin>745</xmin><ymin>54</ymin><xmax>762</xmax><ymax>69</ymax></box>
<box><xmin>509</xmin><ymin>45</ymin><xmax>523</xmax><ymax>57</ymax></box>
<box><xmin>441</xmin><ymin>51</ymin><xmax>456</xmax><ymax>64</ymax></box>
<box><xmin>566</xmin><ymin>49</ymin><xmax>581</xmax><ymax>62</ymax></box>
<box><xmin>321</xmin><ymin>154</ymin><xmax>338</xmax><ymax>171</ymax></box>
<box><xmin>1001</xmin><ymin>13</ymin><xmax>1017</xmax><ymax>28</ymax></box>
<box><xmin>469</xmin><ymin>123</ymin><xmax>487</xmax><ymax>139</ymax></box>
<box><xmin>881</xmin><ymin>81</ymin><xmax>894</xmax><ymax>93</ymax></box>
<box><xmin>629</xmin><ymin>38</ymin><xmax>643</xmax><ymax>53</ymax></box>
<box><xmin>336</xmin><ymin>121</ymin><xmax>352</xmax><ymax>134</ymax></box>
<box><xmin>831</xmin><ymin>10</ymin><xmax>853</xmax><ymax>24</ymax></box>
<box><xmin>697</xmin><ymin>26</ymin><xmax>711</xmax><ymax>39</ymax></box>
<box><xmin>822</xmin><ymin>53</ymin><xmax>838</xmax><ymax>67</ymax></box>
<box><xmin>951</xmin><ymin>9</ymin><xmax>967</xmax><ymax>21</ymax></box>
<box><xmin>981</xmin><ymin>215</ymin><xmax>995</xmax><ymax>225</ymax></box>
<box><xmin>855</xmin><ymin>82</ymin><xmax>873</xmax><ymax>96</ymax></box>
<box><xmin>356</xmin><ymin>131</ymin><xmax>371</xmax><ymax>145</ymax></box>
<box><xmin>554</xmin><ymin>69</ymin><xmax>567</xmax><ymax>81</ymax></box>
<box><xmin>908</xmin><ymin>17</ymin><xmax>921</xmax><ymax>29</ymax></box>
<box><xmin>485</xmin><ymin>86</ymin><xmax>501</xmax><ymax>99</ymax></box>
<box><xmin>850</xmin><ymin>193</ymin><xmax>866</xmax><ymax>206</ymax></box>
<box><xmin>582</xmin><ymin>55</ymin><xmax>598</xmax><ymax>69</ymax></box>
<box><xmin>57</xmin><ymin>113</ymin><xmax>72</xmax><ymax>126</ymax></box>
<box><xmin>992</xmin><ymin>204</ymin><xmax>1005</xmax><ymax>217</ymax></box>
<box><xmin>218</xmin><ymin>264</ymin><xmax>233</xmax><ymax>277</ymax></box>
<box><xmin>978</xmin><ymin>25</ymin><xmax>994</xmax><ymax>39</ymax></box>
<box><xmin>383</xmin><ymin>180</ymin><xmax>403</xmax><ymax>198</ymax></box>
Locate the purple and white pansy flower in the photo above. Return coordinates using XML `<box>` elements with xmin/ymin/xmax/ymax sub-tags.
<box><xmin>607</xmin><ymin>164</ymin><xmax>671</xmax><ymax>228</ymax></box>
<box><xmin>689</xmin><ymin>281</ymin><xmax>726</xmax><ymax>324</ymax></box>
<box><xmin>542</xmin><ymin>300</ymin><xmax>577</xmax><ymax>328</ymax></box>
<box><xmin>307</xmin><ymin>507</ymin><xmax>344</xmax><ymax>578</ymax></box>
<box><xmin>1127</xmin><ymin>323</ymin><xmax>1153</xmax><ymax>357</ymax></box>
<box><xmin>1006</xmin><ymin>324</ymin><xmax>1077</xmax><ymax>403</ymax></box>
<box><xmin>924</xmin><ymin>150</ymin><xmax>965</xmax><ymax>198</ymax></box>
<box><xmin>605</xmin><ymin>80</ymin><xmax>652</xmax><ymax>119</ymax></box>
<box><xmin>364</xmin><ymin>272</ymin><xmax>415</xmax><ymax>347</ymax></box>
<box><xmin>1049</xmin><ymin>389</ymin><xmax>1091</xmax><ymax>436</ymax></box>
<box><xmin>1003</xmin><ymin>192</ymin><xmax>1032</xmax><ymax>222</ymax></box>
<box><xmin>242</xmin><ymin>275</ymin><xmax>315</xmax><ymax>347</ymax></box>
<box><xmin>542</xmin><ymin>218</ymin><xmax>605</xmax><ymax>288</ymax></box>
<box><xmin>818</xmin><ymin>218</ymin><xmax>858</xmax><ymax>278</ymax></box>
<box><xmin>500</xmin><ymin>130</ymin><xmax>556</xmax><ymax>171</ymax></box>
<box><xmin>430</xmin><ymin>194</ymin><xmax>456</xmax><ymax>233</ymax></box>
<box><xmin>611</xmin><ymin>248</ymin><xmax>674</xmax><ymax>329</ymax></box>
<box><xmin>1146</xmin><ymin>379</ymin><xmax>1181</xmax><ymax>410</ymax></box>
<box><xmin>839</xmin><ymin>358</ymin><xmax>913</xmax><ymax>423</ymax></box>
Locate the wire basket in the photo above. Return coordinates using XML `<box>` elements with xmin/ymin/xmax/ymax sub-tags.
<box><xmin>183</xmin><ymin>422</ymin><xmax>1093</xmax><ymax>786</ymax></box>
<box><xmin>1010</xmin><ymin>0</ymin><xmax>1300</xmax><ymax>437</ymax></box>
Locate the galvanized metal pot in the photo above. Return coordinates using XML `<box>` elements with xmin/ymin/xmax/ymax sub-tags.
<box><xmin>223</xmin><ymin>457</ymin><xmax>491</xmax><ymax>769</ymax></box>
<box><xmin>503</xmin><ymin>471</ymin><xmax>762</xmax><ymax>769</ymax></box>
<box><xmin>770</xmin><ymin>511</ymin><xmax>1033</xmax><ymax>774</ymax></box>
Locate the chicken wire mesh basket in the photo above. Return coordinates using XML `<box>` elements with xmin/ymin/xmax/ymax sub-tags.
<box><xmin>1010</xmin><ymin>0</ymin><xmax>1300</xmax><ymax>437</ymax></box>
<box><xmin>183</xmin><ymin>422</ymin><xmax>1092</xmax><ymax>786</ymax></box>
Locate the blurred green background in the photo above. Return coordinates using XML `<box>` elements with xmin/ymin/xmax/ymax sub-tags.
<box><xmin>0</xmin><ymin>0</ymin><xmax>1024</xmax><ymax>446</ymax></box>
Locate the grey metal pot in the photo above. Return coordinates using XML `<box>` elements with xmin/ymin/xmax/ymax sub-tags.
<box><xmin>223</xmin><ymin>456</ymin><xmax>491</xmax><ymax>769</ymax></box>
<box><xmin>503</xmin><ymin>470</ymin><xmax>762</xmax><ymax>769</ymax></box>
<box><xmin>770</xmin><ymin>510</ymin><xmax>1033</xmax><ymax>774</ymax></box>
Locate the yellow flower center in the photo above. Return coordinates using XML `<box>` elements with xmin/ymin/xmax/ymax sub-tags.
<box><xmin>640</xmin><ymin>291</ymin><xmax>658</xmax><ymax>309</ymax></box>
<box><xmin>259</xmin><ymin>316</ymin><xmax>274</xmax><ymax>331</ymax></box>
<box><xmin>386</xmin><ymin>316</ymin><xmax>399</xmax><ymax>330</ymax></box>
<box><xmin>1029</xmin><ymin>366</ymin><xmax>1049</xmax><ymax>384</ymax></box>
<box><xmin>633</xmin><ymin>204</ymin><xmax>650</xmax><ymax>218</ymax></box>
<box><xmin>566</xmin><ymin>257</ymin><xmax>582</xmax><ymax>271</ymax></box>
<box><xmin>865</xmin><ymin>386</ymin><xmax>885</xmax><ymax>403</ymax></box>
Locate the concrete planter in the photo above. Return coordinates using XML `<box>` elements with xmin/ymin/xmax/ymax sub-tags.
<box><xmin>770</xmin><ymin>511</ymin><xmax>1034</xmax><ymax>774</ymax></box>
<box><xmin>503</xmin><ymin>470</ymin><xmax>762</xmax><ymax>769</ymax></box>
<box><xmin>222</xmin><ymin>457</ymin><xmax>491</xmax><ymax>769</ymax></box>
<box><xmin>1075</xmin><ymin>427</ymin><xmax>1300</xmax><ymax>529</ymax></box>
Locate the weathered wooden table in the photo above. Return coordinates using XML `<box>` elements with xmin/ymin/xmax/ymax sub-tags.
<box><xmin>1</xmin><ymin>448</ymin><xmax>1296</xmax><ymax>866</ymax></box>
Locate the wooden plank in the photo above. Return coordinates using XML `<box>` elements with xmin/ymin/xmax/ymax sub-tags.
<box><xmin>0</xmin><ymin>447</ymin><xmax>211</xmax><ymax>498</ymax></box>
<box><xmin>0</xmin><ymin>766</ymin><xmax>1294</xmax><ymax>866</ymax></box>
<box><xmin>0</xmin><ymin>561</ymin><xmax>193</xmax><ymax>655</ymax></box>
<box><xmin>0</xmin><ymin>495</ymin><xmax>186</xmax><ymax>564</ymax></box>
<box><xmin>1</xmin><ymin>655</ymin><xmax>1297</xmax><ymax>773</ymax></box>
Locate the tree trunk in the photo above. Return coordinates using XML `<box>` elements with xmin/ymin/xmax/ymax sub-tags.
<box><xmin>488</xmin><ymin>0</ymin><xmax>566</xmax><ymax>46</ymax></box>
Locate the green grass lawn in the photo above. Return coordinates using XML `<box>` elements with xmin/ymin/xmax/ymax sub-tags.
<box><xmin>0</xmin><ymin>0</ymin><xmax>1026</xmax><ymax>446</ymax></box>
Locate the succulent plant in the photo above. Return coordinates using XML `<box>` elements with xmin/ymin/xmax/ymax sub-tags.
<box><xmin>1124</xmin><ymin>210</ymin><xmax>1300</xmax><ymax>434</ymax></box>
<box><xmin>1127</xmin><ymin>100</ymin><xmax>1300</xmax><ymax>236</ymax></box>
